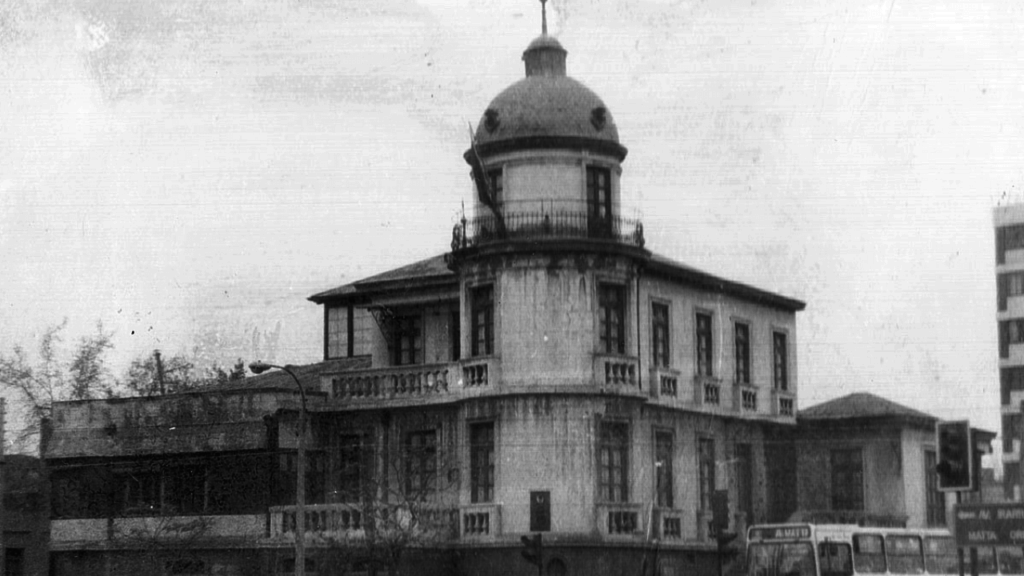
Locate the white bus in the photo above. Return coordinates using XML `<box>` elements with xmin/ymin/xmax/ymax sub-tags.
<box><xmin>746</xmin><ymin>523</ymin><xmax>1024</xmax><ymax>576</ymax></box>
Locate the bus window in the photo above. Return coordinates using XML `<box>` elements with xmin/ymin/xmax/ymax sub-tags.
<box><xmin>998</xmin><ymin>547</ymin><xmax>1024</xmax><ymax>575</ymax></box>
<box><xmin>886</xmin><ymin>535</ymin><xmax>925</xmax><ymax>574</ymax></box>
<box><xmin>853</xmin><ymin>534</ymin><xmax>887</xmax><ymax>574</ymax></box>
<box><xmin>819</xmin><ymin>542</ymin><xmax>853</xmax><ymax>576</ymax></box>
<box><xmin>924</xmin><ymin>536</ymin><xmax>958</xmax><ymax>574</ymax></box>
<box><xmin>977</xmin><ymin>548</ymin><xmax>998</xmax><ymax>575</ymax></box>
<box><xmin>748</xmin><ymin>543</ymin><xmax>816</xmax><ymax>576</ymax></box>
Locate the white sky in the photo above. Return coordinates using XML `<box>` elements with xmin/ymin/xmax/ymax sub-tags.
<box><xmin>2</xmin><ymin>0</ymin><xmax>1023</xmax><ymax>439</ymax></box>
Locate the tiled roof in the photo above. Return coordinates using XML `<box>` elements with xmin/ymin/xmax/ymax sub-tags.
<box><xmin>799</xmin><ymin>392</ymin><xmax>936</xmax><ymax>423</ymax></box>
<box><xmin>308</xmin><ymin>250</ymin><xmax>804</xmax><ymax>311</ymax></box>
<box><xmin>309</xmin><ymin>254</ymin><xmax>454</xmax><ymax>302</ymax></box>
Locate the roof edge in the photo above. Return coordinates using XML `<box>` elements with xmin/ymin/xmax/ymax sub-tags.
<box><xmin>645</xmin><ymin>256</ymin><xmax>806</xmax><ymax>312</ymax></box>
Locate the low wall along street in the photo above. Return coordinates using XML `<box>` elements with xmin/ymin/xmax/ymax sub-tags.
<box><xmin>955</xmin><ymin>503</ymin><xmax>1024</xmax><ymax>546</ymax></box>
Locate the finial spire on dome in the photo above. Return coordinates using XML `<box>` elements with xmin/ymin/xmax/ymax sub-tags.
<box><xmin>541</xmin><ymin>0</ymin><xmax>548</xmax><ymax>35</ymax></box>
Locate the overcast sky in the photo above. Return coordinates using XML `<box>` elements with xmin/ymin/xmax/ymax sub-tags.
<box><xmin>2</xmin><ymin>0</ymin><xmax>1023</xmax><ymax>440</ymax></box>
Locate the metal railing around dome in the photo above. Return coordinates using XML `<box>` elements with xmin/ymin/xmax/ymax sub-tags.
<box><xmin>450</xmin><ymin>200</ymin><xmax>644</xmax><ymax>250</ymax></box>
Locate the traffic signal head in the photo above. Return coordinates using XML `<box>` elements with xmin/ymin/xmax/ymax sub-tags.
<box><xmin>521</xmin><ymin>533</ymin><xmax>543</xmax><ymax>568</ymax></box>
<box><xmin>936</xmin><ymin>420</ymin><xmax>973</xmax><ymax>491</ymax></box>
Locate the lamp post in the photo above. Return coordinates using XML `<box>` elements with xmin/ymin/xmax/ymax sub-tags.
<box><xmin>250</xmin><ymin>361</ymin><xmax>308</xmax><ymax>576</ymax></box>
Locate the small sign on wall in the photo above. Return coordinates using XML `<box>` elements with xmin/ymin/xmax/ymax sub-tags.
<box><xmin>530</xmin><ymin>490</ymin><xmax>551</xmax><ymax>532</ymax></box>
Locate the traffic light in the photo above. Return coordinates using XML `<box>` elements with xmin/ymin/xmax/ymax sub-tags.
<box><xmin>521</xmin><ymin>533</ymin><xmax>543</xmax><ymax>570</ymax></box>
<box><xmin>936</xmin><ymin>420</ymin><xmax>973</xmax><ymax>491</ymax></box>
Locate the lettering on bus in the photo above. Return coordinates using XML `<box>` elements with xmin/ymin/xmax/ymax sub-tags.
<box><xmin>749</xmin><ymin>525</ymin><xmax>812</xmax><ymax>541</ymax></box>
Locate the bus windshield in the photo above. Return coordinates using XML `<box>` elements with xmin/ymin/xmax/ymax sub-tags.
<box><xmin>748</xmin><ymin>543</ymin><xmax>817</xmax><ymax>576</ymax></box>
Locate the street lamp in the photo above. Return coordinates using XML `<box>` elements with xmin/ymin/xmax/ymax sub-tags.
<box><xmin>250</xmin><ymin>361</ymin><xmax>309</xmax><ymax>576</ymax></box>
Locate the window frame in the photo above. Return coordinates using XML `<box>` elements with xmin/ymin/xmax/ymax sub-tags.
<box><xmin>695</xmin><ymin>312</ymin><xmax>714</xmax><ymax>377</ymax></box>
<box><xmin>598</xmin><ymin>283</ymin><xmax>627</xmax><ymax>354</ymax></box>
<box><xmin>598</xmin><ymin>420</ymin><xmax>630</xmax><ymax>503</ymax></box>
<box><xmin>404</xmin><ymin>429</ymin><xmax>438</xmax><ymax>499</ymax></box>
<box><xmin>586</xmin><ymin>165</ymin><xmax>614</xmax><ymax>237</ymax></box>
<box><xmin>470</xmin><ymin>284</ymin><xmax>495</xmax><ymax>357</ymax></box>
<box><xmin>734</xmin><ymin>321</ymin><xmax>750</xmax><ymax>384</ymax></box>
<box><xmin>469</xmin><ymin>421</ymin><xmax>496</xmax><ymax>504</ymax></box>
<box><xmin>773</xmin><ymin>330</ymin><xmax>789</xmax><ymax>391</ymax></box>
<box><xmin>654</xmin><ymin>429</ymin><xmax>674</xmax><ymax>508</ymax></box>
<box><xmin>924</xmin><ymin>449</ymin><xmax>946</xmax><ymax>526</ymax></box>
<box><xmin>392</xmin><ymin>314</ymin><xmax>423</xmax><ymax>366</ymax></box>
<box><xmin>651</xmin><ymin>301</ymin><xmax>670</xmax><ymax>368</ymax></box>
<box><xmin>698</xmin><ymin>437</ymin><xmax>716</xmax><ymax>511</ymax></box>
<box><xmin>830</xmin><ymin>447</ymin><xmax>864</xmax><ymax>511</ymax></box>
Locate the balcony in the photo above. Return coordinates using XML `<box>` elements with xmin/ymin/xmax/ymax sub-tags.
<box><xmin>460</xmin><ymin>503</ymin><xmax>502</xmax><ymax>540</ymax></box>
<box><xmin>594</xmin><ymin>354</ymin><xmax>639</xmax><ymax>391</ymax></box>
<box><xmin>693</xmin><ymin>375</ymin><xmax>724</xmax><ymax>407</ymax></box>
<box><xmin>328</xmin><ymin>364</ymin><xmax>454</xmax><ymax>402</ymax></box>
<box><xmin>450</xmin><ymin>201</ymin><xmax>645</xmax><ymax>251</ymax></box>
<box><xmin>733</xmin><ymin>382</ymin><xmax>758</xmax><ymax>413</ymax></box>
<box><xmin>650</xmin><ymin>366</ymin><xmax>681</xmax><ymax>399</ymax></box>
<box><xmin>597</xmin><ymin>503</ymin><xmax>644</xmax><ymax>537</ymax></box>
<box><xmin>654</xmin><ymin>507</ymin><xmax>684</xmax><ymax>541</ymax></box>
<box><xmin>459</xmin><ymin>357</ymin><xmax>500</xmax><ymax>389</ymax></box>
<box><xmin>772</xmin><ymin>388</ymin><xmax>796</xmax><ymax>417</ymax></box>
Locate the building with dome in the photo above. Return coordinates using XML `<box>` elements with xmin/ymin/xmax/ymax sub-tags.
<box><xmin>42</xmin><ymin>26</ymin><xmax>806</xmax><ymax>576</ymax></box>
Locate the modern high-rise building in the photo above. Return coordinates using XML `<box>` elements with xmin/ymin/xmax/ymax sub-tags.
<box><xmin>995</xmin><ymin>204</ymin><xmax>1024</xmax><ymax>500</ymax></box>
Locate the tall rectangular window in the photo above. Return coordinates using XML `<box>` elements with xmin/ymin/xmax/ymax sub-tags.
<box><xmin>470</xmin><ymin>422</ymin><xmax>495</xmax><ymax>503</ymax></box>
<box><xmin>698</xmin><ymin>438</ymin><xmax>716</xmax><ymax>511</ymax></box>
<box><xmin>586</xmin><ymin>166</ymin><xmax>613</xmax><ymax>237</ymax></box>
<box><xmin>337</xmin><ymin>434</ymin><xmax>369</xmax><ymax>502</ymax></box>
<box><xmin>830</xmin><ymin>448</ymin><xmax>864</xmax><ymax>511</ymax></box>
<box><xmin>487</xmin><ymin>169</ymin><xmax>503</xmax><ymax>207</ymax></box>
<box><xmin>450</xmin><ymin>309</ymin><xmax>461</xmax><ymax>361</ymax></box>
<box><xmin>735</xmin><ymin>443</ymin><xmax>753</xmax><ymax>520</ymax></box>
<box><xmin>598</xmin><ymin>421</ymin><xmax>629</xmax><ymax>502</ymax></box>
<box><xmin>924</xmin><ymin>450</ymin><xmax>946</xmax><ymax>526</ymax></box>
<box><xmin>655</xmin><ymin>430</ymin><xmax>674</xmax><ymax>508</ymax></box>
<box><xmin>392</xmin><ymin>315</ymin><xmax>422</xmax><ymax>365</ymax></box>
<box><xmin>734</xmin><ymin>322</ymin><xmax>750</xmax><ymax>384</ymax></box>
<box><xmin>471</xmin><ymin>285</ymin><xmax>494</xmax><ymax>356</ymax></box>
<box><xmin>404</xmin><ymin>430</ymin><xmax>437</xmax><ymax>499</ymax></box>
<box><xmin>326</xmin><ymin>306</ymin><xmax>369</xmax><ymax>359</ymax></box>
<box><xmin>652</xmin><ymin>303</ymin><xmax>670</xmax><ymax>368</ymax></box>
<box><xmin>599</xmin><ymin>284</ymin><xmax>626</xmax><ymax>354</ymax></box>
<box><xmin>696</xmin><ymin>313</ymin><xmax>713</xmax><ymax>377</ymax></box>
<box><xmin>773</xmin><ymin>331</ymin><xmax>789</xmax><ymax>391</ymax></box>
<box><xmin>327</xmin><ymin>306</ymin><xmax>350</xmax><ymax>359</ymax></box>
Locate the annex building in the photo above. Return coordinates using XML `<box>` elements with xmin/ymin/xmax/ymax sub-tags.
<box><xmin>43</xmin><ymin>28</ymin><xmax>807</xmax><ymax>576</ymax></box>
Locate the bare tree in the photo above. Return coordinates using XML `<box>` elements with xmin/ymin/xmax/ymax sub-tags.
<box><xmin>307</xmin><ymin>437</ymin><xmax>460</xmax><ymax>576</ymax></box>
<box><xmin>0</xmin><ymin>319</ymin><xmax>114</xmax><ymax>450</ymax></box>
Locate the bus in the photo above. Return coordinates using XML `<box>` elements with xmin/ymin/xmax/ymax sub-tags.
<box><xmin>746</xmin><ymin>523</ymin><xmax>1024</xmax><ymax>576</ymax></box>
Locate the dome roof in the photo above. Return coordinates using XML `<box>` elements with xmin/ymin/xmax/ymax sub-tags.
<box><xmin>470</xmin><ymin>35</ymin><xmax>627</xmax><ymax>161</ymax></box>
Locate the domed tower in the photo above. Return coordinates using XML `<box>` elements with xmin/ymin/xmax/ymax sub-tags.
<box><xmin>449</xmin><ymin>26</ymin><xmax>648</xmax><ymax>390</ymax></box>
<box><xmin>447</xmin><ymin>12</ymin><xmax>653</xmax><ymax>558</ymax></box>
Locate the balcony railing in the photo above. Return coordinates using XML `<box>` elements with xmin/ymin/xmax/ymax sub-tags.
<box><xmin>594</xmin><ymin>354</ymin><xmax>639</xmax><ymax>389</ymax></box>
<box><xmin>460</xmin><ymin>503</ymin><xmax>501</xmax><ymax>539</ymax></box>
<box><xmin>655</xmin><ymin>508</ymin><xmax>684</xmax><ymax>540</ymax></box>
<box><xmin>451</xmin><ymin>203</ymin><xmax>645</xmax><ymax>250</ymax></box>
<box><xmin>650</xmin><ymin>367</ymin><xmax>680</xmax><ymax>399</ymax></box>
<box><xmin>329</xmin><ymin>364</ymin><xmax>453</xmax><ymax>401</ymax></box>
<box><xmin>269</xmin><ymin>503</ymin><xmax>458</xmax><ymax>540</ymax></box>
<box><xmin>693</xmin><ymin>375</ymin><xmax>723</xmax><ymax>406</ymax></box>
<box><xmin>772</xmin><ymin>389</ymin><xmax>796</xmax><ymax>417</ymax></box>
<box><xmin>460</xmin><ymin>357</ymin><xmax>499</xmax><ymax>388</ymax></box>
<box><xmin>598</xmin><ymin>503</ymin><xmax>643</xmax><ymax>537</ymax></box>
<box><xmin>734</xmin><ymin>382</ymin><xmax>758</xmax><ymax>413</ymax></box>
